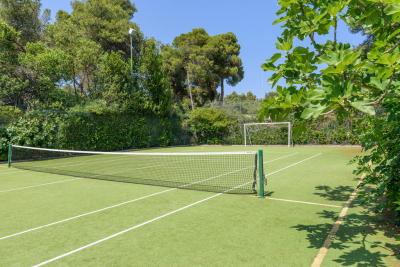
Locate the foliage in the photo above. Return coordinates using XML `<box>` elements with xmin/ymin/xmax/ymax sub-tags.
<box><xmin>139</xmin><ymin>40</ymin><xmax>173</xmax><ymax>116</ymax></box>
<box><xmin>205</xmin><ymin>32</ymin><xmax>244</xmax><ymax>102</ymax></box>
<box><xmin>259</xmin><ymin>0</ymin><xmax>400</xmax><ymax>218</ymax></box>
<box><xmin>164</xmin><ymin>28</ymin><xmax>245</xmax><ymax>109</ymax></box>
<box><xmin>189</xmin><ymin>107</ymin><xmax>231</xmax><ymax>144</ymax></box>
<box><xmin>70</xmin><ymin>0</ymin><xmax>139</xmax><ymax>54</ymax></box>
<box><xmin>0</xmin><ymin>106</ymin><xmax>22</xmax><ymax>125</ymax></box>
<box><xmin>351</xmin><ymin>104</ymin><xmax>400</xmax><ymax>217</ymax></box>
<box><xmin>0</xmin><ymin>117</ymin><xmax>56</xmax><ymax>160</ymax></box>
<box><xmin>225</xmin><ymin>91</ymin><xmax>257</xmax><ymax>101</ymax></box>
<box><xmin>0</xmin><ymin>0</ymin><xmax>50</xmax><ymax>46</ymax></box>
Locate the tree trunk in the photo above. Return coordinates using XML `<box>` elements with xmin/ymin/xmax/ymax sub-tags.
<box><xmin>212</xmin><ymin>83</ymin><xmax>219</xmax><ymax>102</ymax></box>
<box><xmin>220</xmin><ymin>77</ymin><xmax>225</xmax><ymax>105</ymax></box>
<box><xmin>172</xmin><ymin>80</ymin><xmax>177</xmax><ymax>104</ymax></box>
<box><xmin>187</xmin><ymin>70</ymin><xmax>194</xmax><ymax>110</ymax></box>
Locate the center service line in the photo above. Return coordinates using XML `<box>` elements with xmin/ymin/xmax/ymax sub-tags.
<box><xmin>32</xmin><ymin>153</ymin><xmax>321</xmax><ymax>266</ymax></box>
<box><xmin>1</xmin><ymin>153</ymin><xmax>297</xmax><ymax>240</ymax></box>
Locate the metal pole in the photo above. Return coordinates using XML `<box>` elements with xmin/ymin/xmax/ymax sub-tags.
<box><xmin>262</xmin><ymin>70</ymin><xmax>264</xmax><ymax>101</ymax></box>
<box><xmin>288</xmin><ymin>122</ymin><xmax>291</xmax><ymax>148</ymax></box>
<box><xmin>8</xmin><ymin>144</ymin><xmax>11</xmax><ymax>168</ymax></box>
<box><xmin>130</xmin><ymin>34</ymin><xmax>134</xmax><ymax>97</ymax></box>
<box><xmin>244</xmin><ymin>124</ymin><xmax>247</xmax><ymax>147</ymax></box>
<box><xmin>258</xmin><ymin>150</ymin><xmax>264</xmax><ymax>198</ymax></box>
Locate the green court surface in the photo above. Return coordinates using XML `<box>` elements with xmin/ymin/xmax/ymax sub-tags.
<box><xmin>1</xmin><ymin>146</ymin><xmax>399</xmax><ymax>266</ymax></box>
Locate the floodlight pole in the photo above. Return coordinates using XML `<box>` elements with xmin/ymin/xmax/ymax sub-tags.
<box><xmin>261</xmin><ymin>69</ymin><xmax>264</xmax><ymax>101</ymax></box>
<box><xmin>129</xmin><ymin>28</ymin><xmax>136</xmax><ymax>97</ymax></box>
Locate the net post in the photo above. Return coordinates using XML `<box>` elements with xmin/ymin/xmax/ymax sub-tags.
<box><xmin>7</xmin><ymin>144</ymin><xmax>11</xmax><ymax>168</ymax></box>
<box><xmin>258</xmin><ymin>150</ymin><xmax>264</xmax><ymax>198</ymax></box>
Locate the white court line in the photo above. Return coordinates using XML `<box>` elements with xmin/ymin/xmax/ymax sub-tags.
<box><xmin>263</xmin><ymin>153</ymin><xmax>322</xmax><ymax>179</ymax></box>
<box><xmin>0</xmin><ymin>178</ymin><xmax>82</xmax><ymax>193</ymax></box>
<box><xmin>32</xmin><ymin>193</ymin><xmax>225</xmax><ymax>267</ymax></box>
<box><xmin>264</xmin><ymin>153</ymin><xmax>298</xmax><ymax>163</ymax></box>
<box><xmin>265</xmin><ymin>197</ymin><xmax>342</xmax><ymax>208</ymax></box>
<box><xmin>32</xmin><ymin>154</ymin><xmax>322</xmax><ymax>266</ymax></box>
<box><xmin>0</xmin><ymin>161</ymin><xmax>258</xmax><ymax>240</ymax></box>
<box><xmin>310</xmin><ymin>162</ymin><xmax>371</xmax><ymax>267</ymax></box>
<box><xmin>0</xmin><ymin>170</ymin><xmax>29</xmax><ymax>176</ymax></box>
<box><xmin>0</xmin><ymin>188</ymin><xmax>175</xmax><ymax>241</ymax></box>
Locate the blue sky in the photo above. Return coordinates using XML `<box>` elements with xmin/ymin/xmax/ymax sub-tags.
<box><xmin>40</xmin><ymin>0</ymin><xmax>363</xmax><ymax>99</ymax></box>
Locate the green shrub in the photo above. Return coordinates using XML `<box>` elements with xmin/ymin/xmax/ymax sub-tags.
<box><xmin>0</xmin><ymin>118</ymin><xmax>56</xmax><ymax>161</ymax></box>
<box><xmin>189</xmin><ymin>108</ymin><xmax>231</xmax><ymax>144</ymax></box>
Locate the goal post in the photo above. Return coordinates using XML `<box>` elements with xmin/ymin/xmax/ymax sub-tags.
<box><xmin>244</xmin><ymin>122</ymin><xmax>292</xmax><ymax>148</ymax></box>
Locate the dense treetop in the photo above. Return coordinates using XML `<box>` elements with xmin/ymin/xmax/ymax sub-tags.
<box><xmin>0</xmin><ymin>0</ymin><xmax>246</xmax><ymax>113</ymax></box>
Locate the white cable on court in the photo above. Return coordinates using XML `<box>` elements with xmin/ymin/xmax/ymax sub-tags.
<box><xmin>32</xmin><ymin>153</ymin><xmax>321</xmax><ymax>267</ymax></box>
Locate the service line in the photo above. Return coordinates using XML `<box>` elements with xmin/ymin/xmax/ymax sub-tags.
<box><xmin>32</xmin><ymin>153</ymin><xmax>322</xmax><ymax>266</ymax></box>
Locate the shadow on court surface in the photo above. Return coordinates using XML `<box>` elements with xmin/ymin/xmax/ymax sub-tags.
<box><xmin>291</xmin><ymin>191</ymin><xmax>400</xmax><ymax>266</ymax></box>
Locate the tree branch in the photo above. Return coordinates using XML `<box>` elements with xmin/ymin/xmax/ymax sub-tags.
<box><xmin>357</xmin><ymin>0</ymin><xmax>368</xmax><ymax>12</ymax></box>
<box><xmin>351</xmin><ymin>78</ymin><xmax>381</xmax><ymax>92</ymax></box>
<box><xmin>384</xmin><ymin>39</ymin><xmax>400</xmax><ymax>54</ymax></box>
<box><xmin>375</xmin><ymin>3</ymin><xmax>396</xmax><ymax>32</ymax></box>
<box><xmin>320</xmin><ymin>100</ymin><xmax>346</xmax><ymax>116</ymax></box>
<box><xmin>334</xmin><ymin>18</ymin><xmax>338</xmax><ymax>51</ymax></box>
<box><xmin>320</xmin><ymin>108</ymin><xmax>338</xmax><ymax>116</ymax></box>
<box><xmin>338</xmin><ymin>73</ymin><xmax>381</xmax><ymax>92</ymax></box>
<box><xmin>15</xmin><ymin>42</ymin><xmax>26</xmax><ymax>53</ymax></box>
<box><xmin>299</xmin><ymin>2</ymin><xmax>323</xmax><ymax>55</ymax></box>
<box><xmin>363</xmin><ymin>71</ymin><xmax>396</xmax><ymax>106</ymax></box>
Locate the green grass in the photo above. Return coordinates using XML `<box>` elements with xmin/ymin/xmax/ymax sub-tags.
<box><xmin>0</xmin><ymin>146</ymin><xmax>398</xmax><ymax>266</ymax></box>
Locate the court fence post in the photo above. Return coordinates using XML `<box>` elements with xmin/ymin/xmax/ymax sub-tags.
<box><xmin>258</xmin><ymin>150</ymin><xmax>264</xmax><ymax>198</ymax></box>
<box><xmin>8</xmin><ymin>144</ymin><xmax>11</xmax><ymax>168</ymax></box>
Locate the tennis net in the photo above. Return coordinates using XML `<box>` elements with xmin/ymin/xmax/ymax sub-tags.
<box><xmin>9</xmin><ymin>145</ymin><xmax>261</xmax><ymax>194</ymax></box>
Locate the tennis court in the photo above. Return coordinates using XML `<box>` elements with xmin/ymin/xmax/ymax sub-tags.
<box><xmin>1</xmin><ymin>146</ymin><xmax>398</xmax><ymax>266</ymax></box>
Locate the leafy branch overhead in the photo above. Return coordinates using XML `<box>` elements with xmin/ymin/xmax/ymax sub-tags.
<box><xmin>261</xmin><ymin>0</ymin><xmax>400</xmax><ymax>219</ymax></box>
<box><xmin>260</xmin><ymin>0</ymin><xmax>400</xmax><ymax>137</ymax></box>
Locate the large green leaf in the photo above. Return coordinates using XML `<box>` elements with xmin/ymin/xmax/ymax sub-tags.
<box><xmin>292</xmin><ymin>124</ymin><xmax>307</xmax><ymax>141</ymax></box>
<box><xmin>384</xmin><ymin>4</ymin><xmax>400</xmax><ymax>15</ymax></box>
<box><xmin>321</xmin><ymin>63</ymin><xmax>345</xmax><ymax>74</ymax></box>
<box><xmin>264</xmin><ymin>53</ymin><xmax>282</xmax><ymax>63</ymax></box>
<box><xmin>349</xmin><ymin>100</ymin><xmax>376</xmax><ymax>115</ymax></box>
<box><xmin>306</xmin><ymin>89</ymin><xmax>326</xmax><ymax>100</ymax></box>
<box><xmin>261</xmin><ymin>62</ymin><xmax>277</xmax><ymax>71</ymax></box>
<box><xmin>301</xmin><ymin>104</ymin><xmax>327</xmax><ymax>119</ymax></box>
<box><xmin>275</xmin><ymin>36</ymin><xmax>293</xmax><ymax>51</ymax></box>
<box><xmin>273</xmin><ymin>16</ymin><xmax>290</xmax><ymax>25</ymax></box>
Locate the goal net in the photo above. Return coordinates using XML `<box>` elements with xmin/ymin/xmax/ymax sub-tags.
<box><xmin>244</xmin><ymin>123</ymin><xmax>292</xmax><ymax>147</ymax></box>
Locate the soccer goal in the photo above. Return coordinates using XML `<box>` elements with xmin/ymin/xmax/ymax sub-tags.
<box><xmin>244</xmin><ymin>122</ymin><xmax>292</xmax><ymax>147</ymax></box>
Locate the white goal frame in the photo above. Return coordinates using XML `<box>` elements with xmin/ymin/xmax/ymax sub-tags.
<box><xmin>244</xmin><ymin>122</ymin><xmax>292</xmax><ymax>148</ymax></box>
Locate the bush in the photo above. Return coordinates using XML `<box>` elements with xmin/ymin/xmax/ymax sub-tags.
<box><xmin>352</xmin><ymin>104</ymin><xmax>400</xmax><ymax>218</ymax></box>
<box><xmin>189</xmin><ymin>108</ymin><xmax>231</xmax><ymax>144</ymax></box>
<box><xmin>0</xmin><ymin>118</ymin><xmax>56</xmax><ymax>161</ymax></box>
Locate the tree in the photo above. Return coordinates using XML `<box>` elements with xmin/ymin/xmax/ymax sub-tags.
<box><xmin>139</xmin><ymin>39</ymin><xmax>172</xmax><ymax>116</ymax></box>
<box><xmin>172</xmin><ymin>28</ymin><xmax>211</xmax><ymax>110</ymax></box>
<box><xmin>167</xmin><ymin>29</ymin><xmax>245</xmax><ymax>107</ymax></box>
<box><xmin>206</xmin><ymin>32</ymin><xmax>244</xmax><ymax>102</ymax></box>
<box><xmin>0</xmin><ymin>21</ymin><xmax>68</xmax><ymax>109</ymax></box>
<box><xmin>0</xmin><ymin>0</ymin><xmax>50</xmax><ymax>47</ymax></box>
<box><xmin>0</xmin><ymin>20</ymin><xmax>22</xmax><ymax>107</ymax></box>
<box><xmin>44</xmin><ymin>0</ymin><xmax>145</xmax><ymax>98</ymax></box>
<box><xmin>45</xmin><ymin>16</ymin><xmax>103</xmax><ymax>96</ymax></box>
<box><xmin>162</xmin><ymin>45</ymin><xmax>186</xmax><ymax>104</ymax></box>
<box><xmin>259</xmin><ymin>0</ymin><xmax>400</xmax><ymax>218</ymax></box>
<box><xmin>70</xmin><ymin>0</ymin><xmax>140</xmax><ymax>55</ymax></box>
<box><xmin>225</xmin><ymin>91</ymin><xmax>257</xmax><ymax>101</ymax></box>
